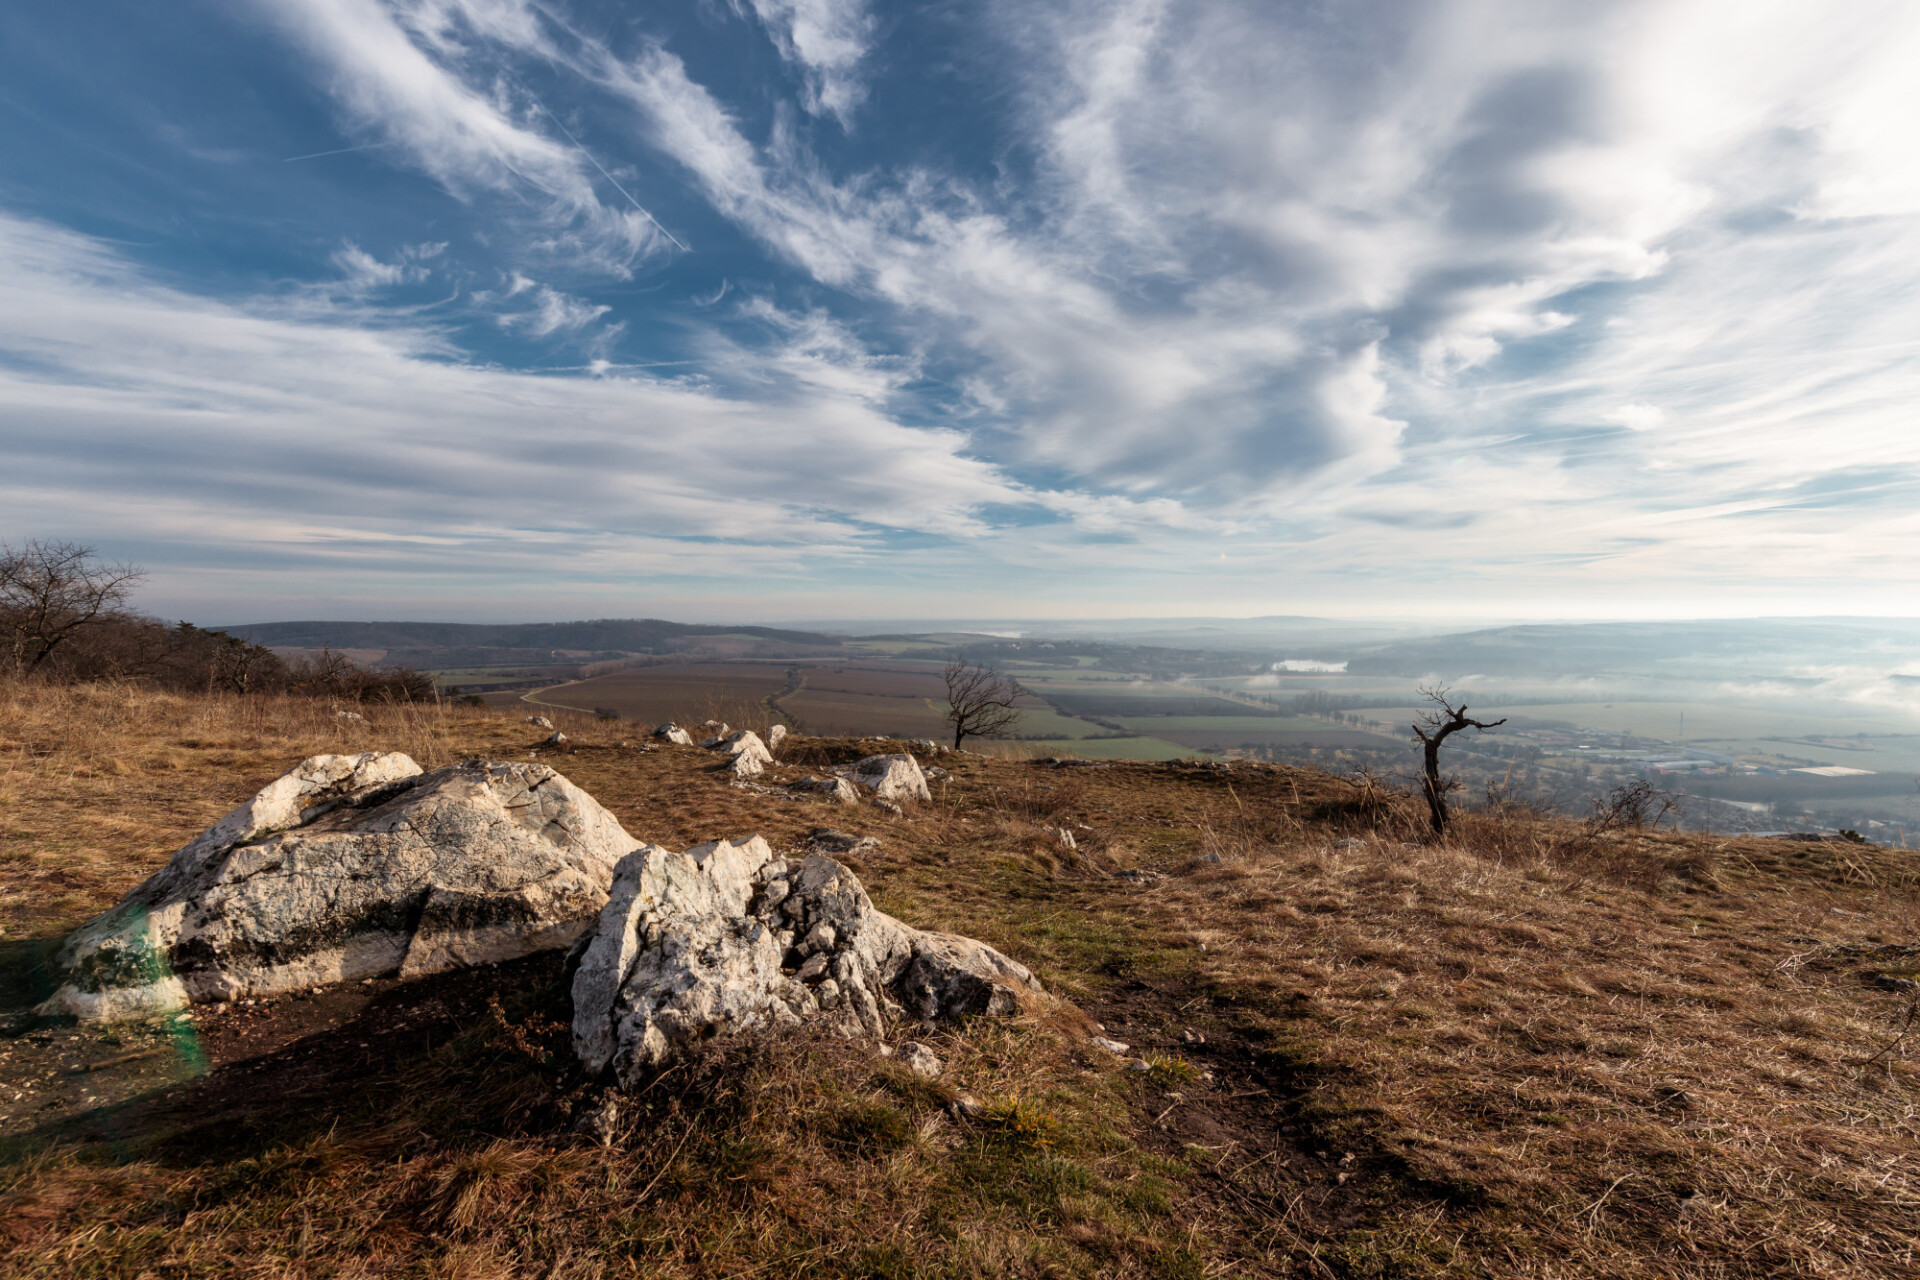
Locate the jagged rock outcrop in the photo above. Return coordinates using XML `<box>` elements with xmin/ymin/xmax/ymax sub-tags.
<box><xmin>571</xmin><ymin>837</ymin><xmax>1045</xmax><ymax>1086</ymax></box>
<box><xmin>40</xmin><ymin>753</ymin><xmax>638</xmax><ymax>1023</ymax></box>
<box><xmin>851</xmin><ymin>753</ymin><xmax>932</xmax><ymax>804</ymax></box>
<box><xmin>768</xmin><ymin>724</ymin><xmax>788</xmax><ymax>750</ymax></box>
<box><xmin>709</xmin><ymin>730</ymin><xmax>773</xmax><ymax>778</ymax></box>
<box><xmin>652</xmin><ymin>723</ymin><xmax>694</xmax><ymax>746</ymax></box>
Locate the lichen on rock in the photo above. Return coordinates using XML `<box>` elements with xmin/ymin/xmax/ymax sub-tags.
<box><xmin>40</xmin><ymin>752</ymin><xmax>639</xmax><ymax>1023</ymax></box>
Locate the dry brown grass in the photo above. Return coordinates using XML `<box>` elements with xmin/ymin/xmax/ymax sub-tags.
<box><xmin>3</xmin><ymin>683</ymin><xmax>1919</xmax><ymax>1277</ymax></box>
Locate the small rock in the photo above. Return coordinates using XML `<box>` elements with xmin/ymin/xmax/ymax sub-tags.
<box><xmin>1182</xmin><ymin>1028</ymin><xmax>1205</xmax><ymax>1045</ymax></box>
<box><xmin>794</xmin><ymin>776</ymin><xmax>862</xmax><ymax>806</ymax></box>
<box><xmin>1111</xmin><ymin>868</ymin><xmax>1165</xmax><ymax>884</ymax></box>
<box><xmin>574</xmin><ymin>1094</ymin><xmax>621</xmax><ymax>1147</ymax></box>
<box><xmin>1126</xmin><ymin>1058</ymin><xmax>1152</xmax><ymax>1073</ymax></box>
<box><xmin>334</xmin><ymin>709</ymin><xmax>366</xmax><ymax>722</ymax></box>
<box><xmin>794</xmin><ymin>953</ymin><xmax>830</xmax><ymax>983</ymax></box>
<box><xmin>526</xmin><ymin>716</ymin><xmax>554</xmax><ymax>728</ymax></box>
<box><xmin>947</xmin><ymin>1094</ymin><xmax>985</xmax><ymax>1120</ymax></box>
<box><xmin>1196</xmin><ymin>852</ymin><xmax>1221</xmax><ymax>864</ymax></box>
<box><xmin>899</xmin><ymin>1042</ymin><xmax>943</xmax><ymax>1078</ymax></box>
<box><xmin>804</xmin><ymin>921</ymin><xmax>838</xmax><ymax>952</ymax></box>
<box><xmin>808</xmin><ymin>828</ymin><xmax>880</xmax><ymax>855</ymax></box>
<box><xmin>872</xmin><ymin>799</ymin><xmax>905</xmax><ymax>818</ymax></box>
<box><xmin>545</xmin><ymin>732</ymin><xmax>569</xmax><ymax>745</ymax></box>
<box><xmin>652</xmin><ymin>723</ymin><xmax>694</xmax><ymax>746</ymax></box>
<box><xmin>851</xmin><ymin>754</ymin><xmax>932</xmax><ymax>804</ymax></box>
<box><xmin>1092</xmin><ymin>1036</ymin><xmax>1130</xmax><ymax>1054</ymax></box>
<box><xmin>768</xmin><ymin>724</ymin><xmax>788</xmax><ymax>749</ymax></box>
<box><xmin>1333</xmin><ymin>837</ymin><xmax>1366</xmax><ymax>850</ymax></box>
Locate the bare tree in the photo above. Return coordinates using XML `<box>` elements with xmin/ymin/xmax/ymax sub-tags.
<box><xmin>1411</xmin><ymin>685</ymin><xmax>1506</xmax><ymax>836</ymax></box>
<box><xmin>0</xmin><ymin>540</ymin><xmax>145</xmax><ymax>676</ymax></box>
<box><xmin>943</xmin><ymin>657</ymin><xmax>1023</xmax><ymax>750</ymax></box>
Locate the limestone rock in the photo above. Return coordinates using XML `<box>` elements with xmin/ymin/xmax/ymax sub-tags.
<box><xmin>571</xmin><ymin>838</ymin><xmax>1046</xmax><ymax>1087</ymax></box>
<box><xmin>767</xmin><ymin>724</ymin><xmax>788</xmax><ymax>750</ymax></box>
<box><xmin>652</xmin><ymin>723</ymin><xmax>694</xmax><ymax>746</ymax></box>
<box><xmin>851</xmin><ymin>754</ymin><xmax>931</xmax><ymax>804</ymax></box>
<box><xmin>807</xmin><ymin>828</ymin><xmax>880</xmax><ymax>856</ymax></box>
<box><xmin>40</xmin><ymin>753</ymin><xmax>638</xmax><ymax>1023</ymax></box>
<box><xmin>545</xmin><ymin>732</ymin><xmax>569</xmax><ymax>746</ymax></box>
<box><xmin>899</xmin><ymin>1042</ymin><xmax>942</xmax><ymax>1078</ymax></box>
<box><xmin>526</xmin><ymin>716</ymin><xmax>554</xmax><ymax>728</ymax></box>
<box><xmin>794</xmin><ymin>775</ymin><xmax>860</xmax><ymax>805</ymax></box>
<box><xmin>715</xmin><ymin>730</ymin><xmax>772</xmax><ymax>767</ymax></box>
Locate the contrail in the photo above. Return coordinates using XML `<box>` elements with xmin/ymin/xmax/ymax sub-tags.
<box><xmin>536</xmin><ymin>107</ymin><xmax>689</xmax><ymax>253</ymax></box>
<box><xmin>282</xmin><ymin>141</ymin><xmax>395</xmax><ymax>163</ymax></box>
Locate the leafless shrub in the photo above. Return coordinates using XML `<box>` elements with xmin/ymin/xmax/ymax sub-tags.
<box><xmin>1586</xmin><ymin>779</ymin><xmax>1682</xmax><ymax>833</ymax></box>
<box><xmin>0</xmin><ymin>540</ymin><xmax>145</xmax><ymax>676</ymax></box>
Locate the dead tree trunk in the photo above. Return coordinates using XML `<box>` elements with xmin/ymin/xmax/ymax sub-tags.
<box><xmin>1412</xmin><ymin>688</ymin><xmax>1506</xmax><ymax>836</ymax></box>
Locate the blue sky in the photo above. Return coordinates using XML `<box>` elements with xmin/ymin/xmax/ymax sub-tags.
<box><xmin>3</xmin><ymin>0</ymin><xmax>1918</xmax><ymax>623</ymax></box>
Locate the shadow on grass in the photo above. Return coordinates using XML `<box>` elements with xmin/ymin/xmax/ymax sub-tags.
<box><xmin>0</xmin><ymin>952</ymin><xmax>575</xmax><ymax>1169</ymax></box>
<box><xmin>0</xmin><ymin>935</ymin><xmax>63</xmax><ymax>1023</ymax></box>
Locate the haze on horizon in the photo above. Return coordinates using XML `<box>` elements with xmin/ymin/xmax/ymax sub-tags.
<box><xmin>3</xmin><ymin>1</ymin><xmax>1917</xmax><ymax>625</ymax></box>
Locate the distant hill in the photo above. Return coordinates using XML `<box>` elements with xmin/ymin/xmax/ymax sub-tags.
<box><xmin>222</xmin><ymin>618</ymin><xmax>844</xmax><ymax>665</ymax></box>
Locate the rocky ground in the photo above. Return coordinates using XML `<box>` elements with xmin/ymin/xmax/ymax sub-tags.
<box><xmin>3</xmin><ymin>683</ymin><xmax>1919</xmax><ymax>1277</ymax></box>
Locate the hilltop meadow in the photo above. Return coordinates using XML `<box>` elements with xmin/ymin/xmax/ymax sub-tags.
<box><xmin>2</xmin><ymin>681</ymin><xmax>1918</xmax><ymax>1277</ymax></box>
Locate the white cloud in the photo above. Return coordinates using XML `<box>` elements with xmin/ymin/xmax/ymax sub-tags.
<box><xmin>0</xmin><ymin>213</ymin><xmax>1038</xmax><ymax>581</ymax></box>
<box><xmin>329</xmin><ymin>239</ymin><xmax>446</xmax><ymax>291</ymax></box>
<box><xmin>737</xmin><ymin>0</ymin><xmax>875</xmax><ymax>125</ymax></box>
<box><xmin>259</xmin><ymin>0</ymin><xmax>668</xmax><ymax>274</ymax></box>
<box><xmin>498</xmin><ymin>284</ymin><xmax>611</xmax><ymax>337</ymax></box>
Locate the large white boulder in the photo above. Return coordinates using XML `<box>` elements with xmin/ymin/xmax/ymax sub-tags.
<box><xmin>571</xmin><ymin>837</ymin><xmax>1045</xmax><ymax>1087</ymax></box>
<box><xmin>851</xmin><ymin>753</ymin><xmax>932</xmax><ymax>804</ymax></box>
<box><xmin>40</xmin><ymin>753</ymin><xmax>639</xmax><ymax>1023</ymax></box>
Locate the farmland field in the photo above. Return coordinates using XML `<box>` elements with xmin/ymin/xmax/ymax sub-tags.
<box><xmin>997</xmin><ymin>735</ymin><xmax>1196</xmax><ymax>760</ymax></box>
<box><xmin>529</xmin><ymin>660</ymin><xmax>1112</xmax><ymax>742</ymax></box>
<box><xmin>530</xmin><ymin>664</ymin><xmax>791</xmax><ymax>726</ymax></box>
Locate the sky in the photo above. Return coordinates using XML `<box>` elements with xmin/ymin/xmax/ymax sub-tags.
<box><xmin>3</xmin><ymin>0</ymin><xmax>1919</xmax><ymax>624</ymax></box>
